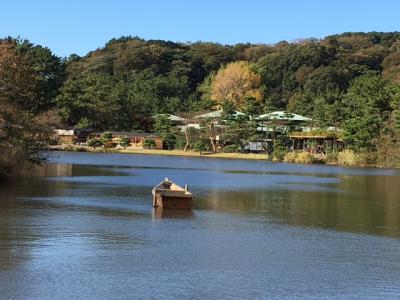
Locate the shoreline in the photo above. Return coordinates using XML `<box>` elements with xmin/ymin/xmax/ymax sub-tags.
<box><xmin>48</xmin><ymin>145</ymin><xmax>269</xmax><ymax>161</ymax></box>
<box><xmin>48</xmin><ymin>145</ymin><xmax>399</xmax><ymax>169</ymax></box>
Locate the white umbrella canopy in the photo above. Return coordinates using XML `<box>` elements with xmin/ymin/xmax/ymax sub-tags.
<box><xmin>194</xmin><ymin>110</ymin><xmax>247</xmax><ymax>119</ymax></box>
<box><xmin>256</xmin><ymin>111</ymin><xmax>312</xmax><ymax>122</ymax></box>
<box><xmin>153</xmin><ymin>114</ymin><xmax>186</xmax><ymax>122</ymax></box>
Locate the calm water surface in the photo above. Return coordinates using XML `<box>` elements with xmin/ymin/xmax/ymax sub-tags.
<box><xmin>1</xmin><ymin>152</ymin><xmax>400</xmax><ymax>299</ymax></box>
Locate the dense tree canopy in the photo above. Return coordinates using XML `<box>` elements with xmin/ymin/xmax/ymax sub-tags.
<box><xmin>2</xmin><ymin>32</ymin><xmax>400</xmax><ymax>161</ymax></box>
<box><xmin>342</xmin><ymin>74</ymin><xmax>399</xmax><ymax>150</ymax></box>
<box><xmin>0</xmin><ymin>39</ymin><xmax>51</xmax><ymax>178</ymax></box>
<box><xmin>49</xmin><ymin>32</ymin><xmax>400</xmax><ymax>133</ymax></box>
<box><xmin>0</xmin><ymin>38</ymin><xmax>65</xmax><ymax>114</ymax></box>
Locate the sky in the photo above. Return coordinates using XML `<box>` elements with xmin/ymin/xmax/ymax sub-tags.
<box><xmin>1</xmin><ymin>0</ymin><xmax>399</xmax><ymax>57</ymax></box>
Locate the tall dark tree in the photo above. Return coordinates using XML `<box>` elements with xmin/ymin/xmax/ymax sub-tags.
<box><xmin>17</xmin><ymin>39</ymin><xmax>65</xmax><ymax>113</ymax></box>
<box><xmin>0</xmin><ymin>40</ymin><xmax>50</xmax><ymax>178</ymax></box>
<box><xmin>342</xmin><ymin>74</ymin><xmax>397</xmax><ymax>150</ymax></box>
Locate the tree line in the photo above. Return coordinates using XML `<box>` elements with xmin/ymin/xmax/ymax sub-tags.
<box><xmin>1</xmin><ymin>32</ymin><xmax>400</xmax><ymax>174</ymax></box>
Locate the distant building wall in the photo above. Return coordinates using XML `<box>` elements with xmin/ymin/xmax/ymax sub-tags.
<box><xmin>109</xmin><ymin>132</ymin><xmax>163</xmax><ymax>149</ymax></box>
<box><xmin>58</xmin><ymin>135</ymin><xmax>75</xmax><ymax>144</ymax></box>
<box><xmin>54</xmin><ymin>129</ymin><xmax>75</xmax><ymax>144</ymax></box>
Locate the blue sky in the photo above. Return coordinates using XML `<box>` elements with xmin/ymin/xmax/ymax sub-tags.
<box><xmin>1</xmin><ymin>0</ymin><xmax>399</xmax><ymax>57</ymax></box>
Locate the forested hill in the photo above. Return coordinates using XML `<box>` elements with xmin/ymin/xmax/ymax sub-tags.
<box><xmin>54</xmin><ymin>32</ymin><xmax>400</xmax><ymax>132</ymax></box>
<box><xmin>2</xmin><ymin>32</ymin><xmax>400</xmax><ymax>147</ymax></box>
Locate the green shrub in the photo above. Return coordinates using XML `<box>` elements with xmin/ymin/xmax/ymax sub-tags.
<box><xmin>100</xmin><ymin>132</ymin><xmax>113</xmax><ymax>143</ymax></box>
<box><xmin>272</xmin><ymin>140</ymin><xmax>286</xmax><ymax>161</ymax></box>
<box><xmin>174</xmin><ymin>135</ymin><xmax>186</xmax><ymax>150</ymax></box>
<box><xmin>143</xmin><ymin>139</ymin><xmax>156</xmax><ymax>149</ymax></box>
<box><xmin>119</xmin><ymin>137</ymin><xmax>130</xmax><ymax>149</ymax></box>
<box><xmin>87</xmin><ymin>138</ymin><xmax>103</xmax><ymax>148</ymax></box>
<box><xmin>75</xmin><ymin>117</ymin><xmax>92</xmax><ymax>129</ymax></box>
<box><xmin>163</xmin><ymin>133</ymin><xmax>176</xmax><ymax>150</ymax></box>
<box><xmin>224</xmin><ymin>144</ymin><xmax>240</xmax><ymax>153</ymax></box>
<box><xmin>193</xmin><ymin>141</ymin><xmax>207</xmax><ymax>152</ymax></box>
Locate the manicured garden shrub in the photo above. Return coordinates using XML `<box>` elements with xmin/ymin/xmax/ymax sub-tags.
<box><xmin>87</xmin><ymin>138</ymin><xmax>103</xmax><ymax>148</ymax></box>
<box><xmin>224</xmin><ymin>144</ymin><xmax>240</xmax><ymax>153</ymax></box>
<box><xmin>119</xmin><ymin>137</ymin><xmax>130</xmax><ymax>149</ymax></box>
<box><xmin>193</xmin><ymin>141</ymin><xmax>207</xmax><ymax>152</ymax></box>
<box><xmin>143</xmin><ymin>139</ymin><xmax>156</xmax><ymax>149</ymax></box>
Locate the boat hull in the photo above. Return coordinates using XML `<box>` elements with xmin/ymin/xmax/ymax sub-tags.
<box><xmin>153</xmin><ymin>193</ymin><xmax>192</xmax><ymax>210</ymax></box>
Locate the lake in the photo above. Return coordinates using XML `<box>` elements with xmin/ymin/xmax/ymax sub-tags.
<box><xmin>1</xmin><ymin>151</ymin><xmax>400</xmax><ymax>299</ymax></box>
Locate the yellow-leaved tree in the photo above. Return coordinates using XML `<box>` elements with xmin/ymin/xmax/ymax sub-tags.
<box><xmin>211</xmin><ymin>61</ymin><xmax>262</xmax><ymax>109</ymax></box>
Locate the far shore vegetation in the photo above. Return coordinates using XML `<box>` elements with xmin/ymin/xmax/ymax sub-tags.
<box><xmin>48</xmin><ymin>144</ymin><xmax>384</xmax><ymax>168</ymax></box>
<box><xmin>2</xmin><ymin>32</ymin><xmax>400</xmax><ymax>178</ymax></box>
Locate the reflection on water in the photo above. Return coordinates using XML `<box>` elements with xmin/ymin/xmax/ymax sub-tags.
<box><xmin>200</xmin><ymin>167</ymin><xmax>400</xmax><ymax>236</ymax></box>
<box><xmin>1</xmin><ymin>152</ymin><xmax>400</xmax><ymax>299</ymax></box>
<box><xmin>152</xmin><ymin>208</ymin><xmax>194</xmax><ymax>220</ymax></box>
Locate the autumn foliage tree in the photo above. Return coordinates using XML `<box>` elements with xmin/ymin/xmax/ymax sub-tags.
<box><xmin>0</xmin><ymin>40</ymin><xmax>50</xmax><ymax>178</ymax></box>
<box><xmin>0</xmin><ymin>40</ymin><xmax>37</xmax><ymax>107</ymax></box>
<box><xmin>211</xmin><ymin>61</ymin><xmax>262</xmax><ymax>109</ymax></box>
<box><xmin>0</xmin><ymin>38</ymin><xmax>64</xmax><ymax>114</ymax></box>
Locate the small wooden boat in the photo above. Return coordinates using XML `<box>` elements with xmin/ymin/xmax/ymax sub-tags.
<box><xmin>152</xmin><ymin>178</ymin><xmax>193</xmax><ymax>210</ymax></box>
